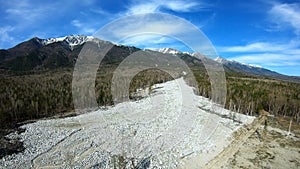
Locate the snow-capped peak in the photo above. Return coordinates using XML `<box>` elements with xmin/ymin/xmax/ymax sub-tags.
<box><xmin>247</xmin><ymin>64</ymin><xmax>262</xmax><ymax>68</ymax></box>
<box><xmin>215</xmin><ymin>56</ymin><xmax>262</xmax><ymax>68</ymax></box>
<box><xmin>182</xmin><ymin>51</ymin><xmax>195</xmax><ymax>56</ymax></box>
<box><xmin>40</xmin><ymin>35</ymin><xmax>95</xmax><ymax>49</ymax></box>
<box><xmin>214</xmin><ymin>56</ymin><xmax>229</xmax><ymax>63</ymax></box>
<box><xmin>156</xmin><ymin>48</ymin><xmax>182</xmax><ymax>55</ymax></box>
<box><xmin>239</xmin><ymin>62</ymin><xmax>262</xmax><ymax>68</ymax></box>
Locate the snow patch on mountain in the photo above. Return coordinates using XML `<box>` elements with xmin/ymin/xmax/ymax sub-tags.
<box><xmin>246</xmin><ymin>64</ymin><xmax>262</xmax><ymax>68</ymax></box>
<box><xmin>183</xmin><ymin>51</ymin><xmax>196</xmax><ymax>56</ymax></box>
<box><xmin>214</xmin><ymin>57</ymin><xmax>262</xmax><ymax>68</ymax></box>
<box><xmin>214</xmin><ymin>56</ymin><xmax>229</xmax><ymax>64</ymax></box>
<box><xmin>40</xmin><ymin>35</ymin><xmax>95</xmax><ymax>49</ymax></box>
<box><xmin>152</xmin><ymin>48</ymin><xmax>198</xmax><ymax>57</ymax></box>
<box><xmin>155</xmin><ymin>48</ymin><xmax>182</xmax><ymax>55</ymax></box>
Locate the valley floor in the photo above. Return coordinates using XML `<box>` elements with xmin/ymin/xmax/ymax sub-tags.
<box><xmin>1</xmin><ymin>78</ymin><xmax>299</xmax><ymax>169</ymax></box>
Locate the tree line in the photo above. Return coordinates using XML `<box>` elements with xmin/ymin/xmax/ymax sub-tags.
<box><xmin>1</xmin><ymin>64</ymin><xmax>299</xmax><ymax>128</ymax></box>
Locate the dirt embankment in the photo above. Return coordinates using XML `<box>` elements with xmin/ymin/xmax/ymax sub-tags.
<box><xmin>219</xmin><ymin>116</ymin><xmax>300</xmax><ymax>169</ymax></box>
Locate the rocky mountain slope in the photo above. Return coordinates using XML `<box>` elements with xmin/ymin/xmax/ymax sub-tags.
<box><xmin>1</xmin><ymin>36</ymin><xmax>300</xmax><ymax>167</ymax></box>
<box><xmin>1</xmin><ymin>35</ymin><xmax>299</xmax><ymax>83</ymax></box>
<box><xmin>214</xmin><ymin>57</ymin><xmax>300</xmax><ymax>83</ymax></box>
<box><xmin>0</xmin><ymin>35</ymin><xmax>299</xmax><ymax>129</ymax></box>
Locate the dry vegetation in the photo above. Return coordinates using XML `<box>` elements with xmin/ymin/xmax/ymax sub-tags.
<box><xmin>1</xmin><ymin>39</ymin><xmax>299</xmax><ymax>129</ymax></box>
<box><xmin>0</xmin><ymin>54</ymin><xmax>300</xmax><ymax>129</ymax></box>
<box><xmin>0</xmin><ymin>67</ymin><xmax>174</xmax><ymax>128</ymax></box>
<box><xmin>190</xmin><ymin>69</ymin><xmax>300</xmax><ymax>123</ymax></box>
<box><xmin>0</xmin><ymin>56</ymin><xmax>300</xmax><ymax>161</ymax></box>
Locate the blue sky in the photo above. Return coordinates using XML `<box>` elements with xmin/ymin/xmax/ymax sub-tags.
<box><xmin>0</xmin><ymin>0</ymin><xmax>299</xmax><ymax>76</ymax></box>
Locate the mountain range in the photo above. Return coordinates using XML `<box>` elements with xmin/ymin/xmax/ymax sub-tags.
<box><xmin>0</xmin><ymin>35</ymin><xmax>299</xmax><ymax>83</ymax></box>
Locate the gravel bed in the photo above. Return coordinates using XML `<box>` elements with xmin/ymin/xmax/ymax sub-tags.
<box><xmin>0</xmin><ymin>78</ymin><xmax>254</xmax><ymax>168</ymax></box>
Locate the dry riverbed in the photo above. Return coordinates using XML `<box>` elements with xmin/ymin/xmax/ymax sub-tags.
<box><xmin>1</xmin><ymin>78</ymin><xmax>298</xmax><ymax>169</ymax></box>
<box><xmin>0</xmin><ymin>78</ymin><xmax>255</xmax><ymax>168</ymax></box>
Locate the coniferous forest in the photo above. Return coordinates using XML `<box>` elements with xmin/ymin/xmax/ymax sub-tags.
<box><xmin>0</xmin><ymin>41</ymin><xmax>299</xmax><ymax>128</ymax></box>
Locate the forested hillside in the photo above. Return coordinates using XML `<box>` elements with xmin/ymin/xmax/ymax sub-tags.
<box><xmin>1</xmin><ymin>38</ymin><xmax>299</xmax><ymax>128</ymax></box>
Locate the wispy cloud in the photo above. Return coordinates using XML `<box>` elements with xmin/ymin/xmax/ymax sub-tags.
<box><xmin>118</xmin><ymin>34</ymin><xmax>190</xmax><ymax>51</ymax></box>
<box><xmin>220</xmin><ymin>41</ymin><xmax>298</xmax><ymax>53</ymax></box>
<box><xmin>0</xmin><ymin>0</ymin><xmax>103</xmax><ymax>48</ymax></box>
<box><xmin>229</xmin><ymin>53</ymin><xmax>300</xmax><ymax>64</ymax></box>
<box><xmin>0</xmin><ymin>0</ymin><xmax>208</xmax><ymax>49</ymax></box>
<box><xmin>71</xmin><ymin>20</ymin><xmax>96</xmax><ymax>34</ymax></box>
<box><xmin>126</xmin><ymin>0</ymin><xmax>202</xmax><ymax>15</ymax></box>
<box><xmin>0</xmin><ymin>26</ymin><xmax>15</xmax><ymax>48</ymax></box>
<box><xmin>268</xmin><ymin>2</ymin><xmax>300</xmax><ymax>35</ymax></box>
<box><xmin>95</xmin><ymin>13</ymin><xmax>217</xmax><ymax>55</ymax></box>
<box><xmin>221</xmin><ymin>40</ymin><xmax>300</xmax><ymax>68</ymax></box>
<box><xmin>0</xmin><ymin>0</ymin><xmax>66</xmax><ymax>47</ymax></box>
<box><xmin>120</xmin><ymin>35</ymin><xmax>173</xmax><ymax>46</ymax></box>
<box><xmin>218</xmin><ymin>1</ymin><xmax>300</xmax><ymax>75</ymax></box>
<box><xmin>107</xmin><ymin>20</ymin><xmax>194</xmax><ymax>39</ymax></box>
<box><xmin>222</xmin><ymin>39</ymin><xmax>300</xmax><ymax>69</ymax></box>
<box><xmin>4</xmin><ymin>0</ymin><xmax>59</xmax><ymax>25</ymax></box>
<box><xmin>105</xmin><ymin>0</ymin><xmax>214</xmax><ymax>50</ymax></box>
<box><xmin>228</xmin><ymin>53</ymin><xmax>300</xmax><ymax>67</ymax></box>
<box><xmin>5</xmin><ymin>1</ymin><xmax>37</xmax><ymax>21</ymax></box>
<box><xmin>96</xmin><ymin>14</ymin><xmax>190</xmax><ymax>43</ymax></box>
<box><xmin>71</xmin><ymin>20</ymin><xmax>83</xmax><ymax>28</ymax></box>
<box><xmin>89</xmin><ymin>8</ymin><xmax>111</xmax><ymax>16</ymax></box>
<box><xmin>221</xmin><ymin>42</ymin><xmax>280</xmax><ymax>52</ymax></box>
<box><xmin>96</xmin><ymin>14</ymin><xmax>193</xmax><ymax>48</ymax></box>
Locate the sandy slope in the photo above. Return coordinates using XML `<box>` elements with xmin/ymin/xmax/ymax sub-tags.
<box><xmin>224</xmin><ymin>126</ymin><xmax>300</xmax><ymax>169</ymax></box>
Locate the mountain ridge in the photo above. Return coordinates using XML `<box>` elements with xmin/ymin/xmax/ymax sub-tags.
<box><xmin>213</xmin><ymin>56</ymin><xmax>300</xmax><ymax>83</ymax></box>
<box><xmin>0</xmin><ymin>35</ymin><xmax>299</xmax><ymax>83</ymax></box>
<box><xmin>151</xmin><ymin>48</ymin><xmax>300</xmax><ymax>82</ymax></box>
<box><xmin>1</xmin><ymin>35</ymin><xmax>300</xmax><ymax>137</ymax></box>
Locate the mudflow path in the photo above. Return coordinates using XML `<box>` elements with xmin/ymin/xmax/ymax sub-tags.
<box><xmin>1</xmin><ymin>78</ymin><xmax>254</xmax><ymax>169</ymax></box>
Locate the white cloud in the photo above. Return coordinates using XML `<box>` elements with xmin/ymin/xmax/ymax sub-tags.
<box><xmin>0</xmin><ymin>0</ymin><xmax>65</xmax><ymax>47</ymax></box>
<box><xmin>228</xmin><ymin>53</ymin><xmax>300</xmax><ymax>67</ymax></box>
<box><xmin>0</xmin><ymin>26</ymin><xmax>14</xmax><ymax>41</ymax></box>
<box><xmin>120</xmin><ymin>35</ymin><xmax>173</xmax><ymax>45</ymax></box>
<box><xmin>5</xmin><ymin>0</ymin><xmax>58</xmax><ymax>24</ymax></box>
<box><xmin>230</xmin><ymin>53</ymin><xmax>300</xmax><ymax>63</ymax></box>
<box><xmin>95</xmin><ymin>13</ymin><xmax>217</xmax><ymax>56</ymax></box>
<box><xmin>126</xmin><ymin>0</ymin><xmax>202</xmax><ymax>15</ymax></box>
<box><xmin>268</xmin><ymin>2</ymin><xmax>300</xmax><ymax>35</ymax></box>
<box><xmin>90</xmin><ymin>8</ymin><xmax>111</xmax><ymax>16</ymax></box>
<box><xmin>118</xmin><ymin>34</ymin><xmax>182</xmax><ymax>50</ymax></box>
<box><xmin>165</xmin><ymin>1</ymin><xmax>200</xmax><ymax>12</ymax></box>
<box><xmin>71</xmin><ymin>20</ymin><xmax>83</xmax><ymax>28</ymax></box>
<box><xmin>220</xmin><ymin>42</ymin><xmax>296</xmax><ymax>52</ymax></box>
<box><xmin>97</xmin><ymin>14</ymin><xmax>196</xmax><ymax>41</ymax></box>
<box><xmin>81</xmin><ymin>0</ymin><xmax>96</xmax><ymax>6</ymax></box>
<box><xmin>97</xmin><ymin>0</ymin><xmax>213</xmax><ymax>52</ymax></box>
<box><xmin>111</xmin><ymin>21</ymin><xmax>192</xmax><ymax>39</ymax></box>
<box><xmin>0</xmin><ymin>26</ymin><xmax>15</xmax><ymax>48</ymax></box>
<box><xmin>220</xmin><ymin>39</ymin><xmax>300</xmax><ymax>70</ymax></box>
<box><xmin>218</xmin><ymin>2</ymin><xmax>300</xmax><ymax>75</ymax></box>
<box><xmin>71</xmin><ymin>20</ymin><xmax>96</xmax><ymax>34</ymax></box>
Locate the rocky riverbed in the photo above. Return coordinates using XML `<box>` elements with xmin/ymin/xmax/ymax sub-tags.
<box><xmin>0</xmin><ymin>78</ymin><xmax>254</xmax><ymax>168</ymax></box>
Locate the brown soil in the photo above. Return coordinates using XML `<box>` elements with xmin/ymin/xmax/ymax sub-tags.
<box><xmin>225</xmin><ymin>117</ymin><xmax>300</xmax><ymax>169</ymax></box>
